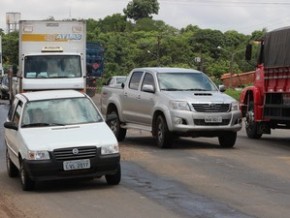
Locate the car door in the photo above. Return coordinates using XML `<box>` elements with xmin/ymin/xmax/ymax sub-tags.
<box><xmin>5</xmin><ymin>99</ymin><xmax>23</xmax><ymax>167</ymax></box>
<box><xmin>122</xmin><ymin>71</ymin><xmax>144</xmax><ymax>123</ymax></box>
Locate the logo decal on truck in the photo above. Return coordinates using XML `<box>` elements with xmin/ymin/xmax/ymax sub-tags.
<box><xmin>22</xmin><ymin>34</ymin><xmax>82</xmax><ymax>42</ymax></box>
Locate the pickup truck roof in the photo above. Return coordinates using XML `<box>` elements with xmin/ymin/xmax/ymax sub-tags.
<box><xmin>132</xmin><ymin>67</ymin><xmax>201</xmax><ymax>73</ymax></box>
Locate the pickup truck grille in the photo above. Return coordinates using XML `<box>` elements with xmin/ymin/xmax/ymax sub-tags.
<box><xmin>194</xmin><ymin>119</ymin><xmax>230</xmax><ymax>126</ymax></box>
<box><xmin>53</xmin><ymin>146</ymin><xmax>97</xmax><ymax>161</ymax></box>
<box><xmin>192</xmin><ymin>104</ymin><xmax>230</xmax><ymax>112</ymax></box>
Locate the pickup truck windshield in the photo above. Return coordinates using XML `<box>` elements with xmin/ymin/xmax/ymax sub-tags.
<box><xmin>158</xmin><ymin>72</ymin><xmax>217</xmax><ymax>91</ymax></box>
<box><xmin>21</xmin><ymin>97</ymin><xmax>102</xmax><ymax>127</ymax></box>
<box><xmin>24</xmin><ymin>55</ymin><xmax>81</xmax><ymax>78</ymax></box>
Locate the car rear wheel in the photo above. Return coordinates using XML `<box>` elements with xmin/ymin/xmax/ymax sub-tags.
<box><xmin>6</xmin><ymin>149</ymin><xmax>18</xmax><ymax>177</ymax></box>
<box><xmin>218</xmin><ymin>132</ymin><xmax>237</xmax><ymax>148</ymax></box>
<box><xmin>106</xmin><ymin>110</ymin><xmax>126</xmax><ymax>141</ymax></box>
<box><xmin>20</xmin><ymin>162</ymin><xmax>35</xmax><ymax>191</ymax></box>
<box><xmin>105</xmin><ymin>164</ymin><xmax>121</xmax><ymax>185</ymax></box>
<box><xmin>154</xmin><ymin>115</ymin><xmax>173</xmax><ymax>148</ymax></box>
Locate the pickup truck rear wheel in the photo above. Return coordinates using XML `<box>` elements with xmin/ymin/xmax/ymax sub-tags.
<box><xmin>6</xmin><ymin>149</ymin><xmax>18</xmax><ymax>177</ymax></box>
<box><xmin>105</xmin><ymin>164</ymin><xmax>121</xmax><ymax>185</ymax></box>
<box><xmin>218</xmin><ymin>132</ymin><xmax>237</xmax><ymax>148</ymax></box>
<box><xmin>106</xmin><ymin>111</ymin><xmax>126</xmax><ymax>141</ymax></box>
<box><xmin>155</xmin><ymin>115</ymin><xmax>172</xmax><ymax>148</ymax></box>
<box><xmin>20</xmin><ymin>161</ymin><xmax>35</xmax><ymax>191</ymax></box>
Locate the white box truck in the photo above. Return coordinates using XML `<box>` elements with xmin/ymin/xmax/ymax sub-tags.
<box><xmin>12</xmin><ymin>20</ymin><xmax>86</xmax><ymax>98</ymax></box>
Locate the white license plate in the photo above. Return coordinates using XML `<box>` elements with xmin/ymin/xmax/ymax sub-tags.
<box><xmin>63</xmin><ymin>159</ymin><xmax>91</xmax><ymax>171</ymax></box>
<box><xmin>204</xmin><ymin>116</ymin><xmax>222</xmax><ymax>123</ymax></box>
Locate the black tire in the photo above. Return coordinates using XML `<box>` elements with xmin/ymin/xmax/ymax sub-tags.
<box><xmin>245</xmin><ymin>102</ymin><xmax>262</xmax><ymax>139</ymax></box>
<box><xmin>20</xmin><ymin>162</ymin><xmax>35</xmax><ymax>191</ymax></box>
<box><xmin>154</xmin><ymin>115</ymin><xmax>173</xmax><ymax>148</ymax></box>
<box><xmin>106</xmin><ymin>110</ymin><xmax>126</xmax><ymax>141</ymax></box>
<box><xmin>105</xmin><ymin>164</ymin><xmax>121</xmax><ymax>185</ymax></box>
<box><xmin>218</xmin><ymin>132</ymin><xmax>237</xmax><ymax>148</ymax></box>
<box><xmin>6</xmin><ymin>149</ymin><xmax>18</xmax><ymax>177</ymax></box>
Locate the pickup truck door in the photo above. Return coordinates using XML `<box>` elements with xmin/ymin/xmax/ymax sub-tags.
<box><xmin>122</xmin><ymin>71</ymin><xmax>144</xmax><ymax>123</ymax></box>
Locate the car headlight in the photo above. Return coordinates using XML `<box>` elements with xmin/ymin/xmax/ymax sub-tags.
<box><xmin>28</xmin><ymin>150</ymin><xmax>50</xmax><ymax>160</ymax></box>
<box><xmin>170</xmin><ymin>101</ymin><xmax>190</xmax><ymax>111</ymax></box>
<box><xmin>231</xmin><ymin>102</ymin><xmax>239</xmax><ymax>111</ymax></box>
<box><xmin>101</xmin><ymin>144</ymin><xmax>119</xmax><ymax>155</ymax></box>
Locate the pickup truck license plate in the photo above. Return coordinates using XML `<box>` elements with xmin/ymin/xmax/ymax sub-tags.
<box><xmin>204</xmin><ymin>116</ymin><xmax>222</xmax><ymax>123</ymax></box>
<box><xmin>63</xmin><ymin>159</ymin><xmax>90</xmax><ymax>171</ymax></box>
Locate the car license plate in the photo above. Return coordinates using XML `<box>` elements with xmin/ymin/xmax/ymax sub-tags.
<box><xmin>204</xmin><ymin>116</ymin><xmax>222</xmax><ymax>123</ymax></box>
<box><xmin>63</xmin><ymin>159</ymin><xmax>90</xmax><ymax>171</ymax></box>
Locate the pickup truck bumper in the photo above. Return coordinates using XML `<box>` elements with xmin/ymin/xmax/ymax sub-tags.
<box><xmin>168</xmin><ymin>110</ymin><xmax>242</xmax><ymax>135</ymax></box>
<box><xmin>23</xmin><ymin>153</ymin><xmax>120</xmax><ymax>182</ymax></box>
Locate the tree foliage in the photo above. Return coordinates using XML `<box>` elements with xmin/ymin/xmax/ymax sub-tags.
<box><xmin>123</xmin><ymin>0</ymin><xmax>160</xmax><ymax>21</ymax></box>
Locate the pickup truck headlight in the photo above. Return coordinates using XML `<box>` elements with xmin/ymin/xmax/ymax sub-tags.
<box><xmin>231</xmin><ymin>102</ymin><xmax>239</xmax><ymax>111</ymax></box>
<box><xmin>101</xmin><ymin>144</ymin><xmax>119</xmax><ymax>155</ymax></box>
<box><xmin>28</xmin><ymin>150</ymin><xmax>50</xmax><ymax>160</ymax></box>
<box><xmin>170</xmin><ymin>101</ymin><xmax>190</xmax><ymax>111</ymax></box>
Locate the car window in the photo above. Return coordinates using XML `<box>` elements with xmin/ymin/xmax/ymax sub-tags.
<box><xmin>129</xmin><ymin>71</ymin><xmax>143</xmax><ymax>90</ymax></box>
<box><xmin>13</xmin><ymin>101</ymin><xmax>23</xmax><ymax>126</ymax></box>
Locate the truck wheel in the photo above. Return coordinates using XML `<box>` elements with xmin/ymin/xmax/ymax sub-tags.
<box><xmin>154</xmin><ymin>115</ymin><xmax>173</xmax><ymax>148</ymax></box>
<box><xmin>105</xmin><ymin>164</ymin><xmax>121</xmax><ymax>185</ymax></box>
<box><xmin>245</xmin><ymin>103</ymin><xmax>262</xmax><ymax>139</ymax></box>
<box><xmin>6</xmin><ymin>149</ymin><xmax>18</xmax><ymax>177</ymax></box>
<box><xmin>218</xmin><ymin>132</ymin><xmax>237</xmax><ymax>148</ymax></box>
<box><xmin>106</xmin><ymin>111</ymin><xmax>126</xmax><ymax>141</ymax></box>
<box><xmin>20</xmin><ymin>161</ymin><xmax>35</xmax><ymax>191</ymax></box>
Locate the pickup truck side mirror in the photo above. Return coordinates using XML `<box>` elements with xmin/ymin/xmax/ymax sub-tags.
<box><xmin>219</xmin><ymin>85</ymin><xmax>226</xmax><ymax>92</ymax></box>
<box><xmin>142</xmin><ymin>84</ymin><xmax>155</xmax><ymax>93</ymax></box>
<box><xmin>4</xmin><ymin>121</ymin><xmax>18</xmax><ymax>130</ymax></box>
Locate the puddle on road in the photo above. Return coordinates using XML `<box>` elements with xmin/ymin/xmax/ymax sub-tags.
<box><xmin>121</xmin><ymin>162</ymin><xmax>254</xmax><ymax>218</ymax></box>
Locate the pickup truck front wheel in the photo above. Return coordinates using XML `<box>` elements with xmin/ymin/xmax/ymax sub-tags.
<box><xmin>106</xmin><ymin>111</ymin><xmax>127</xmax><ymax>141</ymax></box>
<box><xmin>154</xmin><ymin>115</ymin><xmax>173</xmax><ymax>148</ymax></box>
<box><xmin>218</xmin><ymin>132</ymin><xmax>237</xmax><ymax>148</ymax></box>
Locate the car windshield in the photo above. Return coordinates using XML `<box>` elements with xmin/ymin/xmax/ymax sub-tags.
<box><xmin>24</xmin><ymin>55</ymin><xmax>82</xmax><ymax>79</ymax></box>
<box><xmin>21</xmin><ymin>97</ymin><xmax>103</xmax><ymax>127</ymax></box>
<box><xmin>157</xmin><ymin>72</ymin><xmax>218</xmax><ymax>91</ymax></box>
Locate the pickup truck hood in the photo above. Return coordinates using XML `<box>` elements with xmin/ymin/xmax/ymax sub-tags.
<box><xmin>20</xmin><ymin>122</ymin><xmax>117</xmax><ymax>151</ymax></box>
<box><xmin>163</xmin><ymin>91</ymin><xmax>236</xmax><ymax>103</ymax></box>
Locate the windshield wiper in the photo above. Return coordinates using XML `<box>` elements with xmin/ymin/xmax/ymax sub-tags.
<box><xmin>160</xmin><ymin>88</ymin><xmax>183</xmax><ymax>91</ymax></box>
<box><xmin>22</xmin><ymin>123</ymin><xmax>65</xmax><ymax>128</ymax></box>
<box><xmin>183</xmin><ymin>88</ymin><xmax>208</xmax><ymax>91</ymax></box>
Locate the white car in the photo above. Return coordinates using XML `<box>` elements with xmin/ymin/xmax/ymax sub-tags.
<box><xmin>4</xmin><ymin>90</ymin><xmax>120</xmax><ymax>191</ymax></box>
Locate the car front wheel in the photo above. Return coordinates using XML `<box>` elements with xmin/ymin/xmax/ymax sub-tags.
<box><xmin>6</xmin><ymin>149</ymin><xmax>18</xmax><ymax>177</ymax></box>
<box><xmin>218</xmin><ymin>132</ymin><xmax>237</xmax><ymax>148</ymax></box>
<box><xmin>105</xmin><ymin>164</ymin><xmax>121</xmax><ymax>185</ymax></box>
<box><xmin>20</xmin><ymin>162</ymin><xmax>35</xmax><ymax>191</ymax></box>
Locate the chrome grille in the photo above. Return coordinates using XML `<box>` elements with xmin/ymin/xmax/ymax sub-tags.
<box><xmin>192</xmin><ymin>104</ymin><xmax>230</xmax><ymax>112</ymax></box>
<box><xmin>53</xmin><ymin>146</ymin><xmax>97</xmax><ymax>161</ymax></box>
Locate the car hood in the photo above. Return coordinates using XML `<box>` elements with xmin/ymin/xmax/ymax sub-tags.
<box><xmin>163</xmin><ymin>91</ymin><xmax>236</xmax><ymax>104</ymax></box>
<box><xmin>19</xmin><ymin>122</ymin><xmax>118</xmax><ymax>151</ymax></box>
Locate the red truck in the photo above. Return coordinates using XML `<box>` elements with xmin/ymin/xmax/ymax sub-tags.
<box><xmin>240</xmin><ymin>27</ymin><xmax>290</xmax><ymax>139</ymax></box>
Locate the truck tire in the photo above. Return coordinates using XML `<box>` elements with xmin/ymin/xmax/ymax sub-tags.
<box><xmin>106</xmin><ymin>111</ymin><xmax>126</xmax><ymax>141</ymax></box>
<box><xmin>218</xmin><ymin>132</ymin><xmax>237</xmax><ymax>148</ymax></box>
<box><xmin>20</xmin><ymin>161</ymin><xmax>35</xmax><ymax>191</ymax></box>
<box><xmin>6</xmin><ymin>149</ymin><xmax>18</xmax><ymax>177</ymax></box>
<box><xmin>105</xmin><ymin>164</ymin><xmax>121</xmax><ymax>185</ymax></box>
<box><xmin>245</xmin><ymin>102</ymin><xmax>262</xmax><ymax>139</ymax></box>
<box><xmin>154</xmin><ymin>115</ymin><xmax>173</xmax><ymax>148</ymax></box>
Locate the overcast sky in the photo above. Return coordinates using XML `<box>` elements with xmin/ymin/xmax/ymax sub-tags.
<box><xmin>1</xmin><ymin>0</ymin><xmax>290</xmax><ymax>35</ymax></box>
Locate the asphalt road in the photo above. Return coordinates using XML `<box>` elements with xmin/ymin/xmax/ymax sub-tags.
<box><xmin>1</xmin><ymin>97</ymin><xmax>290</xmax><ymax>218</ymax></box>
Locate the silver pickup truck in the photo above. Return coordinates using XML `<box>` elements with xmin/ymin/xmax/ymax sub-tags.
<box><xmin>101</xmin><ymin>67</ymin><xmax>242</xmax><ymax>148</ymax></box>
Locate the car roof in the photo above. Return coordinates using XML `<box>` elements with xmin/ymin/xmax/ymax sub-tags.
<box><xmin>17</xmin><ymin>90</ymin><xmax>86</xmax><ymax>102</ymax></box>
<box><xmin>132</xmin><ymin>67</ymin><xmax>201</xmax><ymax>74</ymax></box>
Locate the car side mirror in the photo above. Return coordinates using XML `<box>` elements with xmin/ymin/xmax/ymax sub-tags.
<box><xmin>4</xmin><ymin>121</ymin><xmax>18</xmax><ymax>130</ymax></box>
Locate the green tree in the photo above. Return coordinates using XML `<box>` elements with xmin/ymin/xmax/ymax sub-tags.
<box><xmin>123</xmin><ymin>0</ymin><xmax>160</xmax><ymax>21</ymax></box>
<box><xmin>2</xmin><ymin>31</ymin><xmax>19</xmax><ymax>66</ymax></box>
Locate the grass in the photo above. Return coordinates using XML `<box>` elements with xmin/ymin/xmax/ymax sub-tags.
<box><xmin>225</xmin><ymin>88</ymin><xmax>242</xmax><ymax>101</ymax></box>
